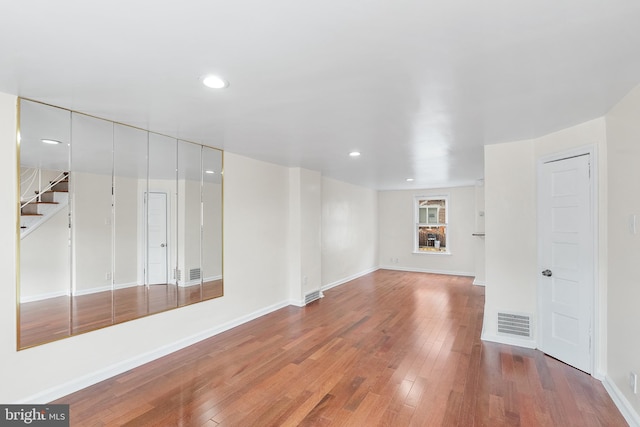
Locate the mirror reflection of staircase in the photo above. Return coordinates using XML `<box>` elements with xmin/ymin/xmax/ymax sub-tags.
<box><xmin>20</xmin><ymin>172</ymin><xmax>69</xmax><ymax>238</ymax></box>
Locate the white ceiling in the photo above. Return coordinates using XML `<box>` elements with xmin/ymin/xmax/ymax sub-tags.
<box><xmin>2</xmin><ymin>0</ymin><xmax>640</xmax><ymax>190</ymax></box>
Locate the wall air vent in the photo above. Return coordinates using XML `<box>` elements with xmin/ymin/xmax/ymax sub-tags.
<box><xmin>190</xmin><ymin>268</ymin><xmax>201</xmax><ymax>281</ymax></box>
<box><xmin>304</xmin><ymin>290</ymin><xmax>321</xmax><ymax>305</ymax></box>
<box><xmin>497</xmin><ymin>312</ymin><xmax>531</xmax><ymax>338</ymax></box>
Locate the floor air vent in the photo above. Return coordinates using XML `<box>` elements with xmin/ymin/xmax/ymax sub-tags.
<box><xmin>305</xmin><ymin>290</ymin><xmax>321</xmax><ymax>305</ymax></box>
<box><xmin>497</xmin><ymin>312</ymin><xmax>531</xmax><ymax>338</ymax></box>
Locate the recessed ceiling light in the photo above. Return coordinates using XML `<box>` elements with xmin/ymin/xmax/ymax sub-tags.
<box><xmin>205</xmin><ymin>170</ymin><xmax>215</xmax><ymax>174</ymax></box>
<box><xmin>202</xmin><ymin>75</ymin><xmax>229</xmax><ymax>89</ymax></box>
<box><xmin>41</xmin><ymin>139</ymin><xmax>62</xmax><ymax>145</ymax></box>
<box><xmin>349</xmin><ymin>151</ymin><xmax>361</xmax><ymax>157</ymax></box>
<box><xmin>406</xmin><ymin>178</ymin><xmax>414</xmax><ymax>182</ymax></box>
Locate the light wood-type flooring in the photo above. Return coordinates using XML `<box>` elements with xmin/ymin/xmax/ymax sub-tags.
<box><xmin>53</xmin><ymin>270</ymin><xmax>627</xmax><ymax>426</ymax></box>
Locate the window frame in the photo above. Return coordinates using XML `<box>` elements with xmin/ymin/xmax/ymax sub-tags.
<box><xmin>414</xmin><ymin>195</ymin><xmax>450</xmax><ymax>255</ymax></box>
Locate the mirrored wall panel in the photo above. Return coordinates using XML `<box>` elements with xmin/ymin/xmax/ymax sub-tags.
<box><xmin>177</xmin><ymin>141</ymin><xmax>201</xmax><ymax>307</ymax></box>
<box><xmin>18</xmin><ymin>99</ymin><xmax>224</xmax><ymax>349</ymax></box>
<box><xmin>19</xmin><ymin>101</ymin><xmax>72</xmax><ymax>345</ymax></box>
<box><xmin>113</xmin><ymin>124</ymin><xmax>148</xmax><ymax>324</ymax></box>
<box><xmin>202</xmin><ymin>147</ymin><xmax>224</xmax><ymax>300</ymax></box>
<box><xmin>71</xmin><ymin>113</ymin><xmax>114</xmax><ymax>334</ymax></box>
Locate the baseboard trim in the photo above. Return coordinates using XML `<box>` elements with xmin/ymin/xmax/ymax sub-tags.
<box><xmin>177</xmin><ymin>280</ymin><xmax>201</xmax><ymax>288</ymax></box>
<box><xmin>20</xmin><ymin>290</ymin><xmax>69</xmax><ymax>303</ymax></box>
<box><xmin>592</xmin><ymin>371</ymin><xmax>606</xmax><ymax>382</ymax></box>
<box><xmin>73</xmin><ymin>285</ymin><xmax>111</xmax><ymax>296</ymax></box>
<box><xmin>18</xmin><ymin>299</ymin><xmax>292</xmax><ymax>404</ymax></box>
<box><xmin>378</xmin><ymin>265</ymin><xmax>475</xmax><ymax>278</ymax></box>
<box><xmin>603</xmin><ymin>375</ymin><xmax>640</xmax><ymax>427</ymax></box>
<box><xmin>321</xmin><ymin>267</ymin><xmax>379</xmax><ymax>292</ymax></box>
<box><xmin>480</xmin><ymin>332</ymin><xmax>537</xmax><ymax>349</ymax></box>
<box><xmin>74</xmin><ymin>282</ymin><xmax>139</xmax><ymax>296</ymax></box>
<box><xmin>114</xmin><ymin>282</ymin><xmax>139</xmax><ymax>290</ymax></box>
<box><xmin>472</xmin><ymin>278</ymin><xmax>486</xmax><ymax>286</ymax></box>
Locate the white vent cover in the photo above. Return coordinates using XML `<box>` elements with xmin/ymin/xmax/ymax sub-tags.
<box><xmin>190</xmin><ymin>268</ymin><xmax>201</xmax><ymax>281</ymax></box>
<box><xmin>304</xmin><ymin>290</ymin><xmax>321</xmax><ymax>305</ymax></box>
<box><xmin>497</xmin><ymin>312</ymin><xmax>531</xmax><ymax>338</ymax></box>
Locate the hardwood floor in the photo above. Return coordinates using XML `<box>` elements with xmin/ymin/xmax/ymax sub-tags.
<box><xmin>52</xmin><ymin>270</ymin><xmax>627</xmax><ymax>426</ymax></box>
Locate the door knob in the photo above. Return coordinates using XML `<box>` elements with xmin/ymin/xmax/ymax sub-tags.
<box><xmin>542</xmin><ymin>269</ymin><xmax>552</xmax><ymax>277</ymax></box>
<box><xmin>160</xmin><ymin>243</ymin><xmax>166</xmax><ymax>247</ymax></box>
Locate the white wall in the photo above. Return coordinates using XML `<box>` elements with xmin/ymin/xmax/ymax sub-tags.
<box><xmin>178</xmin><ymin>178</ymin><xmax>202</xmax><ymax>285</ymax></box>
<box><xmin>113</xmin><ymin>175</ymin><xmax>139</xmax><ymax>287</ymax></box>
<box><xmin>483</xmin><ymin>118</ymin><xmax>608</xmax><ymax>363</ymax></box>
<box><xmin>1</xmin><ymin>88</ymin><xmax>293</xmax><ymax>403</ymax></box>
<box><xmin>202</xmin><ymin>181</ymin><xmax>223</xmax><ymax>280</ymax></box>
<box><xmin>20</xmin><ymin>207</ymin><xmax>70</xmax><ymax>301</ymax></box>
<box><xmin>223</xmin><ymin>153</ymin><xmax>290</xmax><ymax>311</ymax></box>
<box><xmin>484</xmin><ymin>139</ymin><xmax>537</xmax><ymax>346</ymax></box>
<box><xmin>378</xmin><ymin>186</ymin><xmax>476</xmax><ymax>276</ymax></box>
<box><xmin>605</xmin><ymin>84</ymin><xmax>640</xmax><ymax>417</ymax></box>
<box><xmin>300</xmin><ymin>169</ymin><xmax>322</xmax><ymax>297</ymax></box>
<box><xmin>473</xmin><ymin>180</ymin><xmax>486</xmax><ymax>285</ymax></box>
<box><xmin>287</xmin><ymin>169</ymin><xmax>302</xmax><ymax>302</ymax></box>
<box><xmin>321</xmin><ymin>177</ymin><xmax>378</xmax><ymax>288</ymax></box>
<box><xmin>288</xmin><ymin>168</ymin><xmax>322</xmax><ymax>304</ymax></box>
<box><xmin>73</xmin><ymin>171</ymin><xmax>112</xmax><ymax>293</ymax></box>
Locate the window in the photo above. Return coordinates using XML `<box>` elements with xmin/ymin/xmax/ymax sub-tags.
<box><xmin>415</xmin><ymin>196</ymin><xmax>448</xmax><ymax>253</ymax></box>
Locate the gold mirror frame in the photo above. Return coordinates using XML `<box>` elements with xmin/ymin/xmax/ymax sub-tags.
<box><xmin>16</xmin><ymin>98</ymin><xmax>224</xmax><ymax>349</ymax></box>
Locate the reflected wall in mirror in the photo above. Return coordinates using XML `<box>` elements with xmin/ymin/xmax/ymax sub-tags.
<box><xmin>113</xmin><ymin>123</ymin><xmax>148</xmax><ymax>324</ymax></box>
<box><xmin>71</xmin><ymin>113</ymin><xmax>114</xmax><ymax>335</ymax></box>
<box><xmin>177</xmin><ymin>140</ymin><xmax>201</xmax><ymax>307</ymax></box>
<box><xmin>17</xmin><ymin>99</ymin><xmax>224</xmax><ymax>349</ymax></box>
<box><xmin>201</xmin><ymin>147</ymin><xmax>223</xmax><ymax>300</ymax></box>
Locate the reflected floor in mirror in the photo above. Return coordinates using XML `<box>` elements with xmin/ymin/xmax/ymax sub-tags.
<box><xmin>19</xmin><ymin>280</ymin><xmax>223</xmax><ymax>348</ymax></box>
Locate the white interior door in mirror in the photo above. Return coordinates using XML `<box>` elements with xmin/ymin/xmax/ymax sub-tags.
<box><xmin>147</xmin><ymin>192</ymin><xmax>168</xmax><ymax>285</ymax></box>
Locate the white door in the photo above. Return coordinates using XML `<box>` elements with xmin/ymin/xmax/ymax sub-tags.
<box><xmin>147</xmin><ymin>192</ymin><xmax>168</xmax><ymax>285</ymax></box>
<box><xmin>538</xmin><ymin>154</ymin><xmax>593</xmax><ymax>373</ymax></box>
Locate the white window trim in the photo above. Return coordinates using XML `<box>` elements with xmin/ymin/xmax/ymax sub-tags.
<box><xmin>413</xmin><ymin>194</ymin><xmax>451</xmax><ymax>255</ymax></box>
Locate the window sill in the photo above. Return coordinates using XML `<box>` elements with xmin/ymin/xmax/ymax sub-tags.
<box><xmin>413</xmin><ymin>250</ymin><xmax>452</xmax><ymax>256</ymax></box>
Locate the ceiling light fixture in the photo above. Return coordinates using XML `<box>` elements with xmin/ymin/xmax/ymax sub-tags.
<box><xmin>205</xmin><ymin>170</ymin><xmax>215</xmax><ymax>174</ymax></box>
<box><xmin>202</xmin><ymin>75</ymin><xmax>229</xmax><ymax>89</ymax></box>
<box><xmin>41</xmin><ymin>139</ymin><xmax>62</xmax><ymax>145</ymax></box>
<box><xmin>406</xmin><ymin>178</ymin><xmax>414</xmax><ymax>182</ymax></box>
<box><xmin>349</xmin><ymin>151</ymin><xmax>361</xmax><ymax>157</ymax></box>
